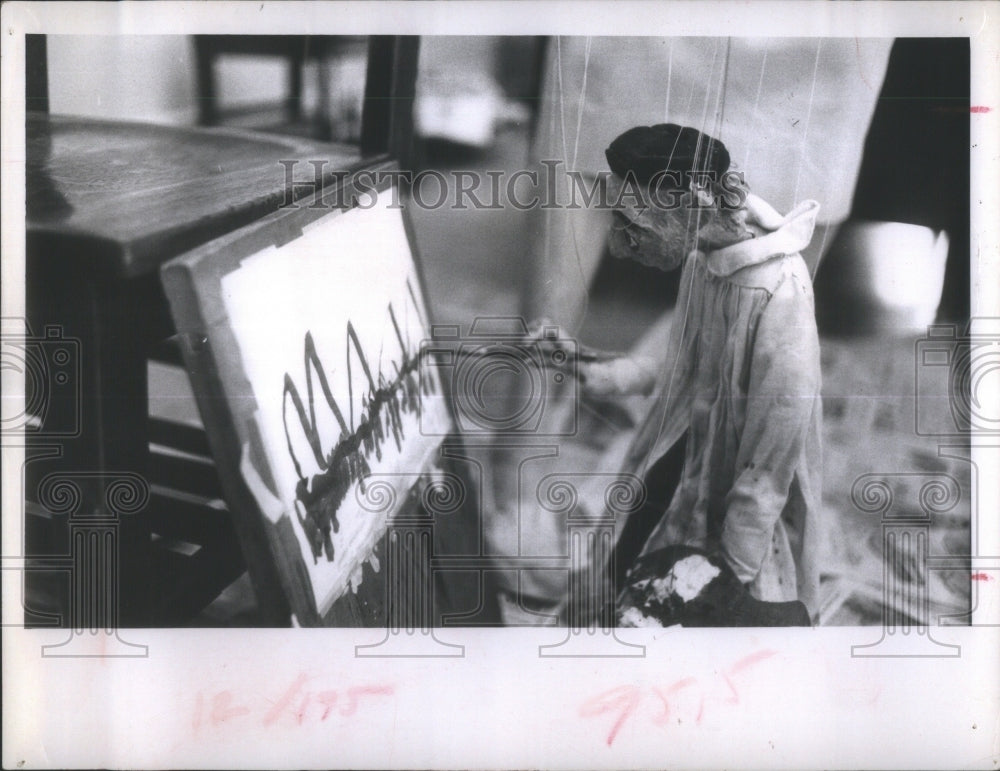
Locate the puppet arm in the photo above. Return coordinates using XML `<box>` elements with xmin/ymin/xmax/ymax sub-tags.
<box><xmin>525</xmin><ymin>317</ymin><xmax>657</xmax><ymax>397</ymax></box>
<box><xmin>578</xmin><ymin>355</ymin><xmax>658</xmax><ymax>397</ymax></box>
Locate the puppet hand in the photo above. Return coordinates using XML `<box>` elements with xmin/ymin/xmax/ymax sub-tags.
<box><xmin>578</xmin><ymin>360</ymin><xmax>619</xmax><ymax>398</ymax></box>
<box><xmin>580</xmin><ymin>356</ymin><xmax>657</xmax><ymax>398</ymax></box>
<box><xmin>524</xmin><ymin>317</ymin><xmax>577</xmax><ymax>363</ymax></box>
<box><xmin>524</xmin><ymin>317</ymin><xmax>565</xmax><ymax>341</ymax></box>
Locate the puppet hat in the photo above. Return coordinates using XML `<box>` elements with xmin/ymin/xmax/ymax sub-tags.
<box><xmin>605</xmin><ymin>123</ymin><xmax>731</xmax><ymax>186</ymax></box>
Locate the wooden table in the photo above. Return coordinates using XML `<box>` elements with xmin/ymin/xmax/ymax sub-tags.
<box><xmin>25</xmin><ymin>114</ymin><xmax>362</xmax><ymax>626</ymax></box>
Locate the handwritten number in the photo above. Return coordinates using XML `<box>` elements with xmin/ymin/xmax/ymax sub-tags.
<box><xmin>317</xmin><ymin>690</ymin><xmax>339</xmax><ymax>721</ymax></box>
<box><xmin>261</xmin><ymin>672</ymin><xmax>309</xmax><ymax>726</ymax></box>
<box><xmin>651</xmin><ymin>676</ymin><xmax>699</xmax><ymax>726</ymax></box>
<box><xmin>196</xmin><ymin>679</ymin><xmax>394</xmax><ymax>730</ymax></box>
<box><xmin>726</xmin><ymin>649</ymin><xmax>776</xmax><ymax>676</ymax></box>
<box><xmin>340</xmin><ymin>685</ymin><xmax>396</xmax><ymax>717</ymax></box>
<box><xmin>720</xmin><ymin>673</ymin><xmax>740</xmax><ymax>706</ymax></box>
<box><xmin>578</xmin><ymin>650</ymin><xmax>778</xmax><ymax>744</ymax></box>
<box><xmin>579</xmin><ymin>685</ymin><xmax>643</xmax><ymax>747</ymax></box>
<box><xmin>211</xmin><ymin>691</ymin><xmax>251</xmax><ymax>726</ymax></box>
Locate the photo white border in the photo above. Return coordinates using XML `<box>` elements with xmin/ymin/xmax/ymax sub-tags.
<box><xmin>2</xmin><ymin>2</ymin><xmax>998</xmax><ymax>768</ymax></box>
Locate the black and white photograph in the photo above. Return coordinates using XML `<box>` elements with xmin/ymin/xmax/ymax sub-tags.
<box><xmin>2</xmin><ymin>2</ymin><xmax>998</xmax><ymax>769</ymax></box>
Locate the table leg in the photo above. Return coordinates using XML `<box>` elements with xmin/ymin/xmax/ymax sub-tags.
<box><xmin>27</xmin><ymin>261</ymin><xmax>155</xmax><ymax>628</ymax></box>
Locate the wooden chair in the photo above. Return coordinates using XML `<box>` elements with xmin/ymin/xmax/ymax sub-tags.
<box><xmin>193</xmin><ymin>35</ymin><xmax>369</xmax><ymax>144</ymax></box>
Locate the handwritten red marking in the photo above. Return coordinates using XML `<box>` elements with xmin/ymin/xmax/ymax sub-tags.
<box><xmin>579</xmin><ymin>649</ymin><xmax>778</xmax><ymax>744</ymax></box>
<box><xmin>340</xmin><ymin>685</ymin><xmax>395</xmax><ymax>717</ymax></box>
<box><xmin>579</xmin><ymin>685</ymin><xmax>643</xmax><ymax>747</ymax></box>
<box><xmin>720</xmin><ymin>674</ymin><xmax>740</xmax><ymax>706</ymax></box>
<box><xmin>212</xmin><ymin>691</ymin><xmax>251</xmax><ymax>726</ymax></box>
<box><xmin>317</xmin><ymin>690</ymin><xmax>339</xmax><ymax>721</ymax></box>
<box><xmin>194</xmin><ymin>679</ymin><xmax>396</xmax><ymax>732</ymax></box>
<box><xmin>651</xmin><ymin>677</ymin><xmax>698</xmax><ymax>726</ymax></box>
<box><xmin>262</xmin><ymin>672</ymin><xmax>309</xmax><ymax>726</ymax></box>
<box><xmin>970</xmin><ymin>106</ymin><xmax>992</xmax><ymax>113</ymax></box>
<box><xmin>295</xmin><ymin>693</ymin><xmax>312</xmax><ymax>725</ymax></box>
<box><xmin>971</xmin><ymin>572</ymin><xmax>992</xmax><ymax>581</ymax></box>
<box><xmin>727</xmin><ymin>649</ymin><xmax>777</xmax><ymax>675</ymax></box>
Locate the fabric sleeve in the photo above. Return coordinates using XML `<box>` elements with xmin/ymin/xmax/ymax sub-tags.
<box><xmin>720</xmin><ymin>267</ymin><xmax>821</xmax><ymax>583</ymax></box>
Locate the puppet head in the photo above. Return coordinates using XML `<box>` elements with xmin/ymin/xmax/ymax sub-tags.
<box><xmin>605</xmin><ymin>123</ymin><xmax>753</xmax><ymax>271</ymax></box>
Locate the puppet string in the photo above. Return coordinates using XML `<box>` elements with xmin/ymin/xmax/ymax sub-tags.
<box><xmin>552</xmin><ymin>35</ymin><xmax>594</xmax><ymax>331</ymax></box>
<box><xmin>662</xmin><ymin>40</ymin><xmax>728</xmax><ymax>527</ymax></box>
<box><xmin>661</xmin><ymin>42</ymin><xmax>702</xmax><ymax>193</ymax></box>
<box><xmin>742</xmin><ymin>40</ymin><xmax>769</xmax><ymax>174</ymax></box>
<box><xmin>571</xmin><ymin>36</ymin><xmax>592</xmax><ymax>173</ymax></box>
<box><xmin>683</xmin><ymin>39</ymin><xmax>721</xmax><ymax>254</ymax></box>
<box><xmin>793</xmin><ymin>38</ymin><xmax>823</xmax><ymax>206</ymax></box>
<box><xmin>664</xmin><ymin>38</ymin><xmax>675</xmax><ymax>122</ymax></box>
<box><xmin>642</xmin><ymin>37</ymin><xmax>728</xmax><ymax>479</ymax></box>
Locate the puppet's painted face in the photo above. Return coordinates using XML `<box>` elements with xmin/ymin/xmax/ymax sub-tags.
<box><xmin>607</xmin><ymin>173</ymin><xmax>753</xmax><ymax>271</ymax></box>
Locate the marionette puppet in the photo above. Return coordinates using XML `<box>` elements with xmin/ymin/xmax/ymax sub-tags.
<box><xmin>573</xmin><ymin>123</ymin><xmax>823</xmax><ymax>627</ymax></box>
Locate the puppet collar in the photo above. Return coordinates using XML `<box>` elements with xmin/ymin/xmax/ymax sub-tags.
<box><xmin>703</xmin><ymin>194</ymin><xmax>820</xmax><ymax>277</ymax></box>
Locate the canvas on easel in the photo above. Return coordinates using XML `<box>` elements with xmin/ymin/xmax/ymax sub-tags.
<box><xmin>161</xmin><ymin>168</ymin><xmax>486</xmax><ymax>627</ymax></box>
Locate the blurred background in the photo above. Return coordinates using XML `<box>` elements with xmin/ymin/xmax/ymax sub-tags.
<box><xmin>36</xmin><ymin>35</ymin><xmax>970</xmax><ymax>327</ymax></box>
<box><xmin>26</xmin><ymin>35</ymin><xmax>974</xmax><ymax>627</ymax></box>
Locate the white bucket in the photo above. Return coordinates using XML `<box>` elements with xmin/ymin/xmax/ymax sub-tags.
<box><xmin>820</xmin><ymin>221</ymin><xmax>950</xmax><ymax>334</ymax></box>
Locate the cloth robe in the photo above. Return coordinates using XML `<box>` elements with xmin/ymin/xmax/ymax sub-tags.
<box><xmin>623</xmin><ymin>195</ymin><xmax>824</xmax><ymax>617</ymax></box>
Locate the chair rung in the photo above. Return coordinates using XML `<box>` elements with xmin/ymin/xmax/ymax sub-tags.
<box><xmin>148</xmin><ymin>490</ymin><xmax>232</xmax><ymax>545</ymax></box>
<box><xmin>148</xmin><ymin>451</ymin><xmax>224</xmax><ymax>500</ymax></box>
<box><xmin>148</xmin><ymin>335</ymin><xmax>185</xmax><ymax>366</ymax></box>
<box><xmin>149</xmin><ymin>417</ymin><xmax>212</xmax><ymax>458</ymax></box>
